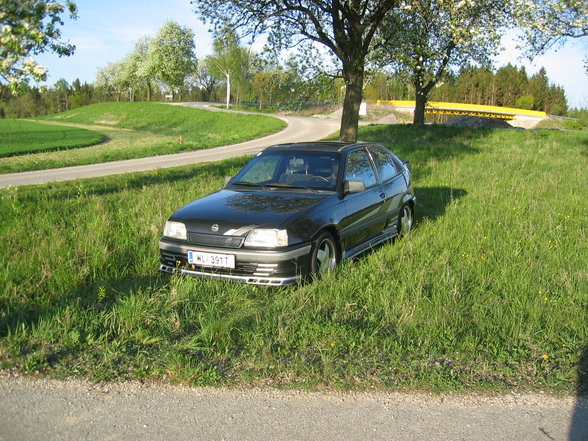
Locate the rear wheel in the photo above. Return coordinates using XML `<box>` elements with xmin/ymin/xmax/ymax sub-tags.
<box><xmin>398</xmin><ymin>204</ymin><xmax>413</xmax><ymax>236</ymax></box>
<box><xmin>310</xmin><ymin>231</ymin><xmax>337</xmax><ymax>277</ymax></box>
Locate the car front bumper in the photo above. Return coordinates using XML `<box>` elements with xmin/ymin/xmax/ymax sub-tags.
<box><xmin>159</xmin><ymin>239</ymin><xmax>313</xmax><ymax>286</ymax></box>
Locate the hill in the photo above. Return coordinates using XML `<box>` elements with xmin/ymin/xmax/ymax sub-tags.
<box><xmin>38</xmin><ymin>102</ymin><xmax>286</xmax><ymax>146</ymax></box>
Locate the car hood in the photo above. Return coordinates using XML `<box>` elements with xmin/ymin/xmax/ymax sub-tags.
<box><xmin>170</xmin><ymin>189</ymin><xmax>329</xmax><ymax>235</ymax></box>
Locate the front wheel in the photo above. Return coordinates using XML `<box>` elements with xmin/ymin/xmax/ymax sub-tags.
<box><xmin>310</xmin><ymin>231</ymin><xmax>338</xmax><ymax>277</ymax></box>
<box><xmin>398</xmin><ymin>204</ymin><xmax>413</xmax><ymax>237</ymax></box>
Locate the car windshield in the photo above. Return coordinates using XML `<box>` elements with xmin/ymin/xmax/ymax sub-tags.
<box><xmin>231</xmin><ymin>151</ymin><xmax>341</xmax><ymax>191</ymax></box>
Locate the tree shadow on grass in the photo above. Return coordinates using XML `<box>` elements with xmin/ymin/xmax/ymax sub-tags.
<box><xmin>0</xmin><ymin>274</ymin><xmax>168</xmax><ymax>339</ymax></box>
<box><xmin>14</xmin><ymin>156</ymin><xmax>251</xmax><ymax>203</ymax></box>
<box><xmin>359</xmin><ymin>124</ymin><xmax>485</xmax><ymax>180</ymax></box>
<box><xmin>581</xmin><ymin>137</ymin><xmax>588</xmax><ymax>158</ymax></box>
<box><xmin>569</xmin><ymin>338</ymin><xmax>588</xmax><ymax>440</ymax></box>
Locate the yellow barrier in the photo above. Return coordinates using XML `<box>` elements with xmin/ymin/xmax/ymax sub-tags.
<box><xmin>376</xmin><ymin>100</ymin><xmax>547</xmax><ymax>118</ymax></box>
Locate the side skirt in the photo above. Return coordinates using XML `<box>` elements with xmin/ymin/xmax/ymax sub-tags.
<box><xmin>342</xmin><ymin>225</ymin><xmax>399</xmax><ymax>261</ymax></box>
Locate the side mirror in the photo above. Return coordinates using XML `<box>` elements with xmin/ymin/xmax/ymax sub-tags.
<box><xmin>343</xmin><ymin>180</ymin><xmax>366</xmax><ymax>194</ymax></box>
<box><xmin>224</xmin><ymin>176</ymin><xmax>233</xmax><ymax>186</ymax></box>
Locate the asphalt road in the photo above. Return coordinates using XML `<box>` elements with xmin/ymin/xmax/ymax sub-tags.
<box><xmin>0</xmin><ymin>376</ymin><xmax>586</xmax><ymax>441</ymax></box>
<box><xmin>0</xmin><ymin>103</ymin><xmax>341</xmax><ymax>188</ymax></box>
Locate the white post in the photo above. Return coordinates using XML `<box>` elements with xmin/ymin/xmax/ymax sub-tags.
<box><xmin>225</xmin><ymin>72</ymin><xmax>231</xmax><ymax>109</ymax></box>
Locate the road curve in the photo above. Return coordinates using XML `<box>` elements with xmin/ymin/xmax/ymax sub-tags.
<box><xmin>0</xmin><ymin>103</ymin><xmax>341</xmax><ymax>189</ymax></box>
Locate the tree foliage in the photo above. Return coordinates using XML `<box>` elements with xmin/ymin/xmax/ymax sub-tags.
<box><xmin>517</xmin><ymin>0</ymin><xmax>587</xmax><ymax>52</ymax></box>
<box><xmin>516</xmin><ymin>0</ymin><xmax>588</xmax><ymax>73</ymax></box>
<box><xmin>94</xmin><ymin>61</ymin><xmax>132</xmax><ymax>102</ymax></box>
<box><xmin>207</xmin><ymin>28</ymin><xmax>251</xmax><ymax>108</ymax></box>
<box><xmin>146</xmin><ymin>21</ymin><xmax>197</xmax><ymax>97</ymax></box>
<box><xmin>94</xmin><ymin>21</ymin><xmax>197</xmax><ymax>102</ymax></box>
<box><xmin>188</xmin><ymin>57</ymin><xmax>220</xmax><ymax>102</ymax></box>
<box><xmin>0</xmin><ymin>0</ymin><xmax>77</xmax><ymax>91</ymax></box>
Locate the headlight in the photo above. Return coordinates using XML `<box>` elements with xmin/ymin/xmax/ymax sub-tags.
<box><xmin>244</xmin><ymin>229</ymin><xmax>288</xmax><ymax>247</ymax></box>
<box><xmin>163</xmin><ymin>221</ymin><xmax>187</xmax><ymax>240</ymax></box>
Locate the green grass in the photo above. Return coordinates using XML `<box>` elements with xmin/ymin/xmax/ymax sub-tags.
<box><xmin>0</xmin><ymin>120</ymin><xmax>104</xmax><ymax>157</ymax></box>
<box><xmin>0</xmin><ymin>125</ymin><xmax>586</xmax><ymax>394</ymax></box>
<box><xmin>38</xmin><ymin>102</ymin><xmax>285</xmax><ymax>143</ymax></box>
<box><xmin>535</xmin><ymin>117</ymin><xmax>585</xmax><ymax>131</ymax></box>
<box><xmin>0</xmin><ymin>102</ymin><xmax>285</xmax><ymax>174</ymax></box>
<box><xmin>213</xmin><ymin>102</ymin><xmax>341</xmax><ymax>117</ymax></box>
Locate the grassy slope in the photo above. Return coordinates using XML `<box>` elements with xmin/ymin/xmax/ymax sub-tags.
<box><xmin>0</xmin><ymin>102</ymin><xmax>285</xmax><ymax>174</ymax></box>
<box><xmin>38</xmin><ymin>102</ymin><xmax>286</xmax><ymax>145</ymax></box>
<box><xmin>0</xmin><ymin>125</ymin><xmax>586</xmax><ymax>393</ymax></box>
<box><xmin>0</xmin><ymin>120</ymin><xmax>104</xmax><ymax>157</ymax></box>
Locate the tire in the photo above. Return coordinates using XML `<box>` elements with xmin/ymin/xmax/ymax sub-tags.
<box><xmin>398</xmin><ymin>204</ymin><xmax>413</xmax><ymax>237</ymax></box>
<box><xmin>310</xmin><ymin>231</ymin><xmax>338</xmax><ymax>277</ymax></box>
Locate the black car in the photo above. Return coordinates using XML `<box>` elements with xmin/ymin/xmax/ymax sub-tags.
<box><xmin>159</xmin><ymin>141</ymin><xmax>415</xmax><ymax>285</ymax></box>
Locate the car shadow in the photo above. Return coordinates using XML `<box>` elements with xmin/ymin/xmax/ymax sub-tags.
<box><xmin>414</xmin><ymin>186</ymin><xmax>467</xmax><ymax>223</ymax></box>
<box><xmin>569</xmin><ymin>340</ymin><xmax>588</xmax><ymax>440</ymax></box>
<box><xmin>345</xmin><ymin>186</ymin><xmax>466</xmax><ymax>264</ymax></box>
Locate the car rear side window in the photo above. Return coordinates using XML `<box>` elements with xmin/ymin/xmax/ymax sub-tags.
<box><xmin>370</xmin><ymin>147</ymin><xmax>400</xmax><ymax>182</ymax></box>
<box><xmin>345</xmin><ymin>150</ymin><xmax>377</xmax><ymax>187</ymax></box>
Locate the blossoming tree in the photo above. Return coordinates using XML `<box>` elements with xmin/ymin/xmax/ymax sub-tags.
<box><xmin>0</xmin><ymin>0</ymin><xmax>77</xmax><ymax>92</ymax></box>
<box><xmin>517</xmin><ymin>0</ymin><xmax>588</xmax><ymax>72</ymax></box>
<box><xmin>373</xmin><ymin>0</ymin><xmax>511</xmax><ymax>125</ymax></box>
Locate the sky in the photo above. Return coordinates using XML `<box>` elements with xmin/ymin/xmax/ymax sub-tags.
<box><xmin>35</xmin><ymin>0</ymin><xmax>588</xmax><ymax>108</ymax></box>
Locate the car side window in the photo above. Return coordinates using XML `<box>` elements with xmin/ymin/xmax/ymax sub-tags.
<box><xmin>370</xmin><ymin>147</ymin><xmax>400</xmax><ymax>182</ymax></box>
<box><xmin>345</xmin><ymin>150</ymin><xmax>377</xmax><ymax>187</ymax></box>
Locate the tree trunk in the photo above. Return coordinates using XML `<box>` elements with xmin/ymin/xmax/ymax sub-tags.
<box><xmin>413</xmin><ymin>87</ymin><xmax>427</xmax><ymax>126</ymax></box>
<box><xmin>339</xmin><ymin>67</ymin><xmax>364</xmax><ymax>142</ymax></box>
<box><xmin>225</xmin><ymin>72</ymin><xmax>231</xmax><ymax>109</ymax></box>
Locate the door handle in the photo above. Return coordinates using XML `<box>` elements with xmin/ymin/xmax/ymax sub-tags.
<box><xmin>380</xmin><ymin>192</ymin><xmax>386</xmax><ymax>199</ymax></box>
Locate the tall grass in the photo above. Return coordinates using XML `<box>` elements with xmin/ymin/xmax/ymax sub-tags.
<box><xmin>0</xmin><ymin>125</ymin><xmax>586</xmax><ymax>393</ymax></box>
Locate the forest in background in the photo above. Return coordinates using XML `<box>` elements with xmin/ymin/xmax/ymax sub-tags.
<box><xmin>1</xmin><ymin>62</ymin><xmax>576</xmax><ymax>120</ymax></box>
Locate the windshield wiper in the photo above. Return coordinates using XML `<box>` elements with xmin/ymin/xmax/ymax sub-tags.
<box><xmin>231</xmin><ymin>181</ymin><xmax>272</xmax><ymax>190</ymax></box>
<box><xmin>267</xmin><ymin>183</ymin><xmax>319</xmax><ymax>193</ymax></box>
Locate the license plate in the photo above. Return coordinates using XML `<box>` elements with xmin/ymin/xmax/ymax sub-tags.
<box><xmin>187</xmin><ymin>250</ymin><xmax>235</xmax><ymax>269</ymax></box>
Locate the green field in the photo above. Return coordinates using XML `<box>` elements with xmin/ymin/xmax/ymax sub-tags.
<box><xmin>0</xmin><ymin>120</ymin><xmax>104</xmax><ymax>157</ymax></box>
<box><xmin>0</xmin><ymin>102</ymin><xmax>285</xmax><ymax>174</ymax></box>
<box><xmin>0</xmin><ymin>125</ymin><xmax>586</xmax><ymax>394</ymax></box>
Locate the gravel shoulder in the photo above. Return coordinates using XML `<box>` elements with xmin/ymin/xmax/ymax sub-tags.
<box><xmin>1</xmin><ymin>376</ymin><xmax>586</xmax><ymax>441</ymax></box>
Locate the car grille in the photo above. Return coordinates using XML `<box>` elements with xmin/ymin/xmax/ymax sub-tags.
<box><xmin>188</xmin><ymin>232</ymin><xmax>244</xmax><ymax>248</ymax></box>
<box><xmin>160</xmin><ymin>251</ymin><xmax>298</xmax><ymax>279</ymax></box>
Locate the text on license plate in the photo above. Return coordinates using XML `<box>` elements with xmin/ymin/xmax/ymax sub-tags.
<box><xmin>187</xmin><ymin>250</ymin><xmax>235</xmax><ymax>269</ymax></box>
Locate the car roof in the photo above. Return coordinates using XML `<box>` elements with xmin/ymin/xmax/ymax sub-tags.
<box><xmin>264</xmin><ymin>141</ymin><xmax>381</xmax><ymax>153</ymax></box>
